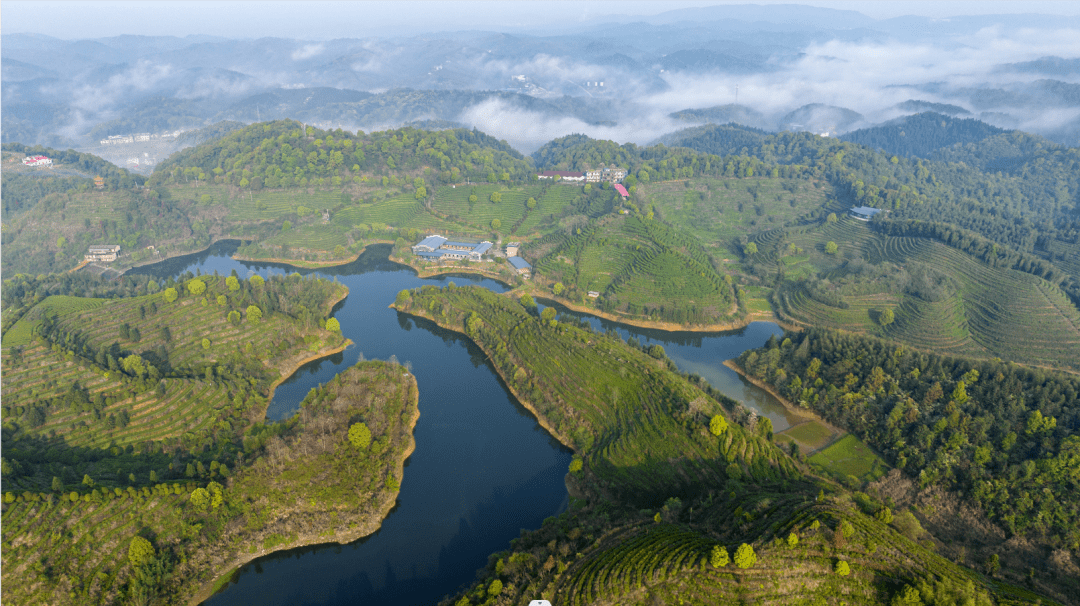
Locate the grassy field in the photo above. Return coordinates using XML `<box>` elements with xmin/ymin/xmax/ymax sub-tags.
<box><xmin>808</xmin><ymin>434</ymin><xmax>888</xmax><ymax>484</ymax></box>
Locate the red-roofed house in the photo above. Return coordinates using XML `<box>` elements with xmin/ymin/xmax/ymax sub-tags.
<box><xmin>613</xmin><ymin>184</ymin><xmax>629</xmax><ymax>198</ymax></box>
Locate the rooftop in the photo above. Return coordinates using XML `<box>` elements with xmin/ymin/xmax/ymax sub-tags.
<box><xmin>508</xmin><ymin>256</ymin><xmax>532</xmax><ymax>270</ymax></box>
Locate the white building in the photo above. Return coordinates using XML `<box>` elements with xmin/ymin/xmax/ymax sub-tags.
<box><xmin>22</xmin><ymin>155</ymin><xmax>52</xmax><ymax>167</ymax></box>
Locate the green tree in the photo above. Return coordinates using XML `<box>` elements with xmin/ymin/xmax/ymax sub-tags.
<box><xmin>187</xmin><ymin>279</ymin><xmax>206</xmax><ymax>295</ymax></box>
<box><xmin>487</xmin><ymin>579</ymin><xmax>503</xmax><ymax>597</ymax></box>
<box><xmin>226</xmin><ymin>275</ymin><xmax>240</xmax><ymax>291</ymax></box>
<box><xmin>710</xmin><ymin>545</ymin><xmax>730</xmax><ymax>568</ymax></box>
<box><xmin>840</xmin><ymin>520</ymin><xmax>855</xmax><ymax>538</ymax></box>
<box><xmin>827</xmin><ymin>212</ymin><xmax>838</xmax><ymax>223</ymax></box>
<box><xmin>880</xmin><ymin>308</ymin><xmax>895</xmax><ymax>327</ymax></box>
<box><xmin>519</xmin><ymin>294</ymin><xmax>536</xmax><ymax>309</ymax></box>
<box><xmin>875</xmin><ymin>507</ymin><xmax>894</xmax><ymax>524</ymax></box>
<box><xmin>251</xmin><ymin>275</ymin><xmax>265</xmax><ymax>287</ymax></box>
<box><xmin>349</xmin><ymin>422</ymin><xmax>371</xmax><ymax>449</ymax></box>
<box><xmin>52</xmin><ymin>476</ymin><xmax>63</xmax><ymax>492</ymax></box>
<box><xmin>527</xmin><ymin>197</ymin><xmax>537</xmax><ymax>209</ymax></box>
<box><xmin>648</xmin><ymin>344</ymin><xmax>666</xmax><ymax>359</ymax></box>
<box><xmin>57</xmin><ymin>236</ymin><xmax>67</xmax><ymax>248</ymax></box>
<box><xmin>163</xmin><ymin>287</ymin><xmax>178</xmax><ymax>303</ymax></box>
<box><xmin>128</xmin><ymin>536</ymin><xmax>155</xmax><ymax>567</ymax></box>
<box><xmin>709</xmin><ymin>414</ymin><xmax>728</xmax><ymax>436</ymax></box>
<box><xmin>569</xmin><ymin>456</ymin><xmax>583</xmax><ymax>473</ymax></box>
<box><xmin>414</xmin><ymin>186</ymin><xmax>427</xmax><ymax>200</ymax></box>
<box><xmin>189</xmin><ymin>488</ymin><xmax>210</xmax><ymax>512</ymax></box>
<box><xmin>734</xmin><ymin>543</ymin><xmax>757</xmax><ymax>568</ymax></box>
<box><xmin>552</xmin><ymin>282</ymin><xmax>565</xmax><ymax>296</ymax></box>
<box><xmin>491</xmin><ymin>218</ymin><xmax>501</xmax><ymax>230</ymax></box>
<box><xmin>744</xmin><ymin>242</ymin><xmax>758</xmax><ymax>255</ymax></box>
<box><xmin>787</xmin><ymin>532</ymin><xmax>799</xmax><ymax>548</ymax></box>
<box><xmin>246</xmin><ymin>305</ymin><xmax>263</xmax><ymax>324</ymax></box>
<box><xmin>825</xmin><ymin>241</ymin><xmax>839</xmax><ymax>254</ymax></box>
<box><xmin>201</xmin><ymin>338</ymin><xmax>211</xmax><ymax>350</ymax></box>
<box><xmin>217</xmin><ymin>294</ymin><xmax>227</xmax><ymax>306</ymax></box>
<box><xmin>489</xmin><ymin>192</ymin><xmax>502</xmax><ymax>203</ymax></box>
<box><xmin>282</xmin><ymin>220</ymin><xmax>292</xmax><ymax>231</ymax></box>
<box><xmin>835</xmin><ymin>560</ymin><xmax>850</xmax><ymax>576</ymax></box>
<box><xmin>469</xmin><ymin>194</ymin><xmax>478</xmax><ymax>204</ymax></box>
<box><xmin>541</xmin><ymin>306</ymin><xmax>557</xmax><ymax>326</ymax></box>
<box><xmin>326</xmin><ymin>317</ymin><xmax>341</xmax><ymax>332</ymax></box>
<box><xmin>986</xmin><ymin>553</ymin><xmax>1000</xmax><ymax>577</ymax></box>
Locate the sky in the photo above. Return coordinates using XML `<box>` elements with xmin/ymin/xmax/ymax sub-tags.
<box><xmin>4</xmin><ymin>1</ymin><xmax>1080</xmax><ymax>40</ymax></box>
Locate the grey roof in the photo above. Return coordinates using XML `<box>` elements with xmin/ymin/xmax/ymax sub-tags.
<box><xmin>508</xmin><ymin>256</ymin><xmax>532</xmax><ymax>270</ymax></box>
<box><xmin>473</xmin><ymin>242</ymin><xmax>492</xmax><ymax>255</ymax></box>
<box><xmin>850</xmin><ymin>206</ymin><xmax>882</xmax><ymax>216</ymax></box>
<box><xmin>416</xmin><ymin>250</ymin><xmax>446</xmax><ymax>259</ymax></box>
<box><xmin>415</xmin><ymin>235</ymin><xmax>448</xmax><ymax>250</ymax></box>
<box><xmin>443</xmin><ymin>240</ymin><xmax>480</xmax><ymax>249</ymax></box>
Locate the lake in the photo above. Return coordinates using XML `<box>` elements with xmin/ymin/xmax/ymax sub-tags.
<box><xmin>127</xmin><ymin>241</ymin><xmax>790</xmax><ymax>605</ymax></box>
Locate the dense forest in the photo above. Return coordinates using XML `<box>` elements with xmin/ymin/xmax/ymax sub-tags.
<box><xmin>737</xmin><ymin>328</ymin><xmax>1080</xmax><ymax>549</ymax></box>
<box><xmin>840</xmin><ymin>113</ymin><xmax>1005</xmax><ymax>159</ymax></box>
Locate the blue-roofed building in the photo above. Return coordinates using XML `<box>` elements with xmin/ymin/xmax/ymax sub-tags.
<box><xmin>411</xmin><ymin>235</ymin><xmax>494</xmax><ymax>262</ymax></box>
<box><xmin>849</xmin><ymin>206</ymin><xmax>883</xmax><ymax>221</ymax></box>
<box><xmin>507</xmin><ymin>256</ymin><xmax>532</xmax><ymax>276</ymax></box>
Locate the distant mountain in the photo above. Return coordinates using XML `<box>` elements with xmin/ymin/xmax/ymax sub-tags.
<box><xmin>649</xmin><ymin>123</ymin><xmax>769</xmax><ymax>156</ymax></box>
<box><xmin>779</xmin><ymin>104</ymin><xmax>864</xmax><ymax>134</ymax></box>
<box><xmin>669</xmin><ymin>104</ymin><xmax>770</xmax><ymax>129</ymax></box>
<box><xmin>892</xmin><ymin>99</ymin><xmax>971</xmax><ymax>116</ymax></box>
<box><xmin>214</xmin><ymin>87</ymin><xmax>375</xmax><ymax>122</ymax></box>
<box><xmin>995</xmin><ymin>55</ymin><xmax>1080</xmax><ymax>77</ymax></box>
<box><xmin>0</xmin><ymin>58</ymin><xmax>58</xmax><ymax>82</ymax></box>
<box><xmin>840</xmin><ymin>112</ymin><xmax>1005</xmax><ymax>159</ymax></box>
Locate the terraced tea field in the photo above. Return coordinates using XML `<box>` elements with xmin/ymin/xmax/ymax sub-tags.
<box><xmin>776</xmin><ymin>221</ymin><xmax>1080</xmax><ymax>369</ymax></box>
<box><xmin>640</xmin><ymin>177</ymin><xmax>836</xmax><ymax>250</ymax></box>
<box><xmin>1</xmin><ymin>276</ymin><xmax>347</xmax><ymax>452</ymax></box>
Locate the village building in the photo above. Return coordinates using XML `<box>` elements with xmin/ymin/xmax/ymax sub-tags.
<box><xmin>585</xmin><ymin>165</ymin><xmax>627</xmax><ymax>183</ymax></box>
<box><xmin>505</xmin><ymin>242</ymin><xmax>521</xmax><ymax>257</ymax></box>
<box><xmin>412</xmin><ymin>235</ymin><xmax>493</xmax><ymax>262</ymax></box>
<box><xmin>537</xmin><ymin>170</ymin><xmax>585</xmax><ymax>182</ymax></box>
<box><xmin>22</xmin><ymin>155</ymin><xmax>52</xmax><ymax>167</ymax></box>
<box><xmin>507</xmin><ymin>256</ymin><xmax>532</xmax><ymax>276</ymax></box>
<box><xmin>587</xmin><ymin>291</ymin><xmax>600</xmax><ymax>298</ymax></box>
<box><xmin>849</xmin><ymin>206</ymin><xmax>884</xmax><ymax>221</ymax></box>
<box><xmin>85</xmin><ymin>245</ymin><xmax>121</xmax><ymax>263</ymax></box>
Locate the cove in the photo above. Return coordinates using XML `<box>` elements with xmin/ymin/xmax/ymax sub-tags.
<box><xmin>126</xmin><ymin>242</ymin><xmax>787</xmax><ymax>606</ymax></box>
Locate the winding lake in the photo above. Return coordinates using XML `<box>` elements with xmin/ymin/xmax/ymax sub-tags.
<box><xmin>127</xmin><ymin>241</ymin><xmax>790</xmax><ymax>606</ymax></box>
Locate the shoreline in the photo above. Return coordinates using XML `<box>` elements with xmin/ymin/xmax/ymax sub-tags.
<box><xmin>722</xmin><ymin>360</ymin><xmax>845</xmax><ymax>454</ymax></box>
<box><xmin>186</xmin><ymin>371</ymin><xmax>421</xmax><ymax>605</ymax></box>
<box><xmin>392</xmin><ymin>306</ymin><xmax>576</xmax><ymax>453</ymax></box>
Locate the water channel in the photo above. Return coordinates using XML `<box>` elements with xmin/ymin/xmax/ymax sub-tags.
<box><xmin>127</xmin><ymin>241</ymin><xmax>791</xmax><ymax>606</ymax></box>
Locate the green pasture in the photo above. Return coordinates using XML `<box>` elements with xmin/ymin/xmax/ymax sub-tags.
<box><xmin>808</xmin><ymin>434</ymin><xmax>888</xmax><ymax>483</ymax></box>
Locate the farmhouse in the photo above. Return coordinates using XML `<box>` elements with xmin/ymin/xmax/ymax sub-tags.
<box><xmin>505</xmin><ymin>242</ymin><xmax>521</xmax><ymax>257</ymax></box>
<box><xmin>412</xmin><ymin>235</ymin><xmax>492</xmax><ymax>262</ymax></box>
<box><xmin>585</xmin><ymin>165</ymin><xmax>627</xmax><ymax>184</ymax></box>
<box><xmin>22</xmin><ymin>155</ymin><xmax>52</xmax><ymax>167</ymax></box>
<box><xmin>507</xmin><ymin>256</ymin><xmax>532</xmax><ymax>276</ymax></box>
<box><xmin>85</xmin><ymin>245</ymin><xmax>121</xmax><ymax>263</ymax></box>
<box><xmin>537</xmin><ymin>170</ymin><xmax>585</xmax><ymax>182</ymax></box>
<box><xmin>849</xmin><ymin>206</ymin><xmax>884</xmax><ymax>221</ymax></box>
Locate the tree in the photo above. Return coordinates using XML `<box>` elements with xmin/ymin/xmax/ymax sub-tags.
<box><xmin>827</xmin><ymin>212</ymin><xmax>838</xmax><ymax>223</ymax></box>
<box><xmin>246</xmin><ymin>305</ymin><xmax>263</xmax><ymax>324</ymax></box>
<box><xmin>648</xmin><ymin>344</ymin><xmax>666</xmax><ymax>359</ymax></box>
<box><xmin>491</xmin><ymin>218</ymin><xmax>501</xmax><ymax>230</ymax></box>
<box><xmin>326</xmin><ymin>317</ymin><xmax>341</xmax><ymax>332</ymax></box>
<box><xmin>734</xmin><ymin>543</ymin><xmax>757</xmax><ymax>568</ymax></box>
<box><xmin>552</xmin><ymin>282</ymin><xmax>565</xmax><ymax>296</ymax></box>
<box><xmin>349</xmin><ymin>422</ymin><xmax>371</xmax><ymax>449</ymax></box>
<box><xmin>527</xmin><ymin>197</ymin><xmax>537</xmax><ymax>209</ymax></box>
<box><xmin>710</xmin><ymin>545</ymin><xmax>730</xmax><ymax>568</ymax></box>
<box><xmin>414</xmin><ymin>186</ymin><xmax>427</xmax><ymax>200</ymax></box>
<box><xmin>569</xmin><ymin>456</ymin><xmax>583</xmax><ymax>473</ymax></box>
<box><xmin>163</xmin><ymin>287</ymin><xmax>178</xmax><ymax>303</ymax></box>
<box><xmin>469</xmin><ymin>194</ymin><xmax>478</xmax><ymax>204</ymax></box>
<box><xmin>282</xmin><ymin>220</ymin><xmax>292</xmax><ymax>231</ymax></box>
<box><xmin>541</xmin><ymin>306</ymin><xmax>557</xmax><ymax>326</ymax></box>
<box><xmin>487</xmin><ymin>579</ymin><xmax>503</xmax><ymax>597</ymax></box>
<box><xmin>201</xmin><ymin>338</ymin><xmax>211</xmax><ymax>350</ymax></box>
<box><xmin>128</xmin><ymin>536</ymin><xmax>155</xmax><ymax>567</ymax></box>
<box><xmin>519</xmin><ymin>294</ymin><xmax>536</xmax><ymax>309</ymax></box>
<box><xmin>226</xmin><ymin>275</ymin><xmax>240</xmax><ymax>291</ymax></box>
<box><xmin>825</xmin><ymin>241</ymin><xmax>839</xmax><ymax>254</ymax></box>
<box><xmin>52</xmin><ymin>476</ymin><xmax>63</xmax><ymax>492</ymax></box>
<box><xmin>880</xmin><ymin>308</ymin><xmax>895</xmax><ymax>327</ymax></box>
<box><xmin>489</xmin><ymin>192</ymin><xmax>502</xmax><ymax>203</ymax></box>
<box><xmin>251</xmin><ymin>275</ymin><xmax>265</xmax><ymax>287</ymax></box>
<box><xmin>835</xmin><ymin>560</ymin><xmax>850</xmax><ymax>576</ymax></box>
<box><xmin>189</xmin><ymin>487</ymin><xmax>210</xmax><ymax>512</ymax></box>
<box><xmin>187</xmin><ymin>279</ymin><xmax>206</xmax><ymax>295</ymax></box>
<box><xmin>787</xmin><ymin>532</ymin><xmax>799</xmax><ymax>548</ymax></box>
<box><xmin>986</xmin><ymin>553</ymin><xmax>1000</xmax><ymax>577</ymax></box>
<box><xmin>840</xmin><ymin>520</ymin><xmax>855</xmax><ymax>538</ymax></box>
<box><xmin>744</xmin><ymin>242</ymin><xmax>758</xmax><ymax>255</ymax></box>
<box><xmin>709</xmin><ymin>414</ymin><xmax>728</xmax><ymax>436</ymax></box>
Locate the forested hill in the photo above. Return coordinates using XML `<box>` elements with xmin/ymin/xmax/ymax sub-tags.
<box><xmin>147</xmin><ymin>119</ymin><xmax>533</xmax><ymax>190</ymax></box>
<box><xmin>1</xmin><ymin>144</ymin><xmax>145</xmax><ymax>213</ymax></box>
<box><xmin>659</xmin><ymin>125</ymin><xmax>1080</xmax><ymax>282</ymax></box>
<box><xmin>839</xmin><ymin>112</ymin><xmax>1005</xmax><ymax>159</ymax></box>
<box><xmin>649</xmin><ymin>123</ymin><xmax>770</xmax><ymax>157</ymax></box>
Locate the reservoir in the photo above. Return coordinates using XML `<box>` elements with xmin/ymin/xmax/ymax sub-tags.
<box><xmin>128</xmin><ymin>241</ymin><xmax>790</xmax><ymax>606</ymax></box>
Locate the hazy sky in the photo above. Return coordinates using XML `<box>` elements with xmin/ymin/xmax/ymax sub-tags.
<box><xmin>5</xmin><ymin>1</ymin><xmax>1080</xmax><ymax>40</ymax></box>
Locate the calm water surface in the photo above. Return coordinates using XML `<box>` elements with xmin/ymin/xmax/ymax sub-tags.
<box><xmin>127</xmin><ymin>242</ymin><xmax>790</xmax><ymax>606</ymax></box>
